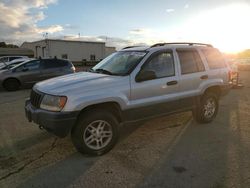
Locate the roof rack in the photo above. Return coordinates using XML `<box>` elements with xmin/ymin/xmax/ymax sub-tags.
<box><xmin>122</xmin><ymin>46</ymin><xmax>142</xmax><ymax>50</ymax></box>
<box><xmin>150</xmin><ymin>42</ymin><xmax>213</xmax><ymax>48</ymax></box>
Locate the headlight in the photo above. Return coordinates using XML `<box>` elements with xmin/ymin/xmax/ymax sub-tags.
<box><xmin>40</xmin><ymin>94</ymin><xmax>67</xmax><ymax>112</ymax></box>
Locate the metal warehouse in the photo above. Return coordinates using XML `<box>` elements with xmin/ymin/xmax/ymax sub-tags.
<box><xmin>21</xmin><ymin>39</ymin><xmax>116</xmax><ymax>63</ymax></box>
<box><xmin>0</xmin><ymin>47</ymin><xmax>34</xmax><ymax>57</ymax></box>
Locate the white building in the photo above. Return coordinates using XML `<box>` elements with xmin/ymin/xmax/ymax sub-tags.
<box><xmin>21</xmin><ymin>39</ymin><xmax>116</xmax><ymax>63</ymax></box>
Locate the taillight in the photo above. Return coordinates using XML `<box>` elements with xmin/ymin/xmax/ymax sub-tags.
<box><xmin>228</xmin><ymin>70</ymin><xmax>232</xmax><ymax>82</ymax></box>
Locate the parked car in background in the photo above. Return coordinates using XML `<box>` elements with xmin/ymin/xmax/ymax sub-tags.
<box><xmin>25</xmin><ymin>42</ymin><xmax>231</xmax><ymax>156</ymax></box>
<box><xmin>0</xmin><ymin>58</ymin><xmax>75</xmax><ymax>91</ymax></box>
<box><xmin>0</xmin><ymin>56</ymin><xmax>29</xmax><ymax>63</ymax></box>
<box><xmin>0</xmin><ymin>58</ymin><xmax>32</xmax><ymax>70</ymax></box>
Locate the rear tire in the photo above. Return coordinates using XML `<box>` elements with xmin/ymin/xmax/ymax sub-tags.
<box><xmin>71</xmin><ymin>110</ymin><xmax>119</xmax><ymax>156</ymax></box>
<box><xmin>3</xmin><ymin>78</ymin><xmax>20</xmax><ymax>91</ymax></box>
<box><xmin>193</xmin><ymin>92</ymin><xmax>219</xmax><ymax>123</ymax></box>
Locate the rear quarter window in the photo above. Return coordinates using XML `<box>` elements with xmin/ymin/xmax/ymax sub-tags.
<box><xmin>57</xmin><ymin>59</ymin><xmax>70</xmax><ymax>66</ymax></box>
<box><xmin>43</xmin><ymin>59</ymin><xmax>69</xmax><ymax>69</ymax></box>
<box><xmin>202</xmin><ymin>49</ymin><xmax>226</xmax><ymax>69</ymax></box>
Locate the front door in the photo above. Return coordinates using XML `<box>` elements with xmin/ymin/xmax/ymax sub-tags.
<box><xmin>129</xmin><ymin>50</ymin><xmax>179</xmax><ymax>120</ymax></box>
<box><xmin>15</xmin><ymin>60</ymin><xmax>41</xmax><ymax>85</ymax></box>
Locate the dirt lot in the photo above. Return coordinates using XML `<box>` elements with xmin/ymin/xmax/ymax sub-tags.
<box><xmin>0</xmin><ymin>71</ymin><xmax>249</xmax><ymax>188</ymax></box>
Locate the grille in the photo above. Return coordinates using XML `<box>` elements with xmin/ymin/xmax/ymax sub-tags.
<box><xmin>30</xmin><ymin>90</ymin><xmax>43</xmax><ymax>108</ymax></box>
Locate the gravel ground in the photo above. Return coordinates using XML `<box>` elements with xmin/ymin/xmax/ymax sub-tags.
<box><xmin>0</xmin><ymin>71</ymin><xmax>249</xmax><ymax>188</ymax></box>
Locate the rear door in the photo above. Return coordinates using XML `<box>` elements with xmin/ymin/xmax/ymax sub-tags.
<box><xmin>176</xmin><ymin>48</ymin><xmax>207</xmax><ymax>108</ymax></box>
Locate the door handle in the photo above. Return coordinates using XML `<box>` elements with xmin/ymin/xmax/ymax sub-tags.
<box><xmin>167</xmin><ymin>80</ymin><xmax>178</xmax><ymax>86</ymax></box>
<box><xmin>200</xmin><ymin>75</ymin><xmax>208</xmax><ymax>79</ymax></box>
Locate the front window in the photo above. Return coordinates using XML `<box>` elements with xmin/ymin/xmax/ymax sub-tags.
<box><xmin>142</xmin><ymin>52</ymin><xmax>175</xmax><ymax>78</ymax></box>
<box><xmin>15</xmin><ymin>60</ymin><xmax>40</xmax><ymax>72</ymax></box>
<box><xmin>91</xmin><ymin>51</ymin><xmax>147</xmax><ymax>76</ymax></box>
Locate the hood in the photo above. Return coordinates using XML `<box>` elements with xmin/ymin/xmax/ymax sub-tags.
<box><xmin>0</xmin><ymin>69</ymin><xmax>10</xmax><ymax>74</ymax></box>
<box><xmin>34</xmin><ymin>72</ymin><xmax>129</xmax><ymax>95</ymax></box>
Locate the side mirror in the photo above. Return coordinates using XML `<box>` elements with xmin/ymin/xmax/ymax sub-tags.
<box><xmin>135</xmin><ymin>70</ymin><xmax>156</xmax><ymax>82</ymax></box>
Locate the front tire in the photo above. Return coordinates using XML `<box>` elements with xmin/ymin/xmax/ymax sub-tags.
<box><xmin>71</xmin><ymin>110</ymin><xmax>119</xmax><ymax>156</ymax></box>
<box><xmin>3</xmin><ymin>78</ymin><xmax>20</xmax><ymax>91</ymax></box>
<box><xmin>193</xmin><ymin>92</ymin><xmax>219</xmax><ymax>123</ymax></box>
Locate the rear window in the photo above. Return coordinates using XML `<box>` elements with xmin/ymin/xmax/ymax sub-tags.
<box><xmin>43</xmin><ymin>59</ymin><xmax>69</xmax><ymax>69</ymax></box>
<box><xmin>202</xmin><ymin>49</ymin><xmax>226</xmax><ymax>69</ymax></box>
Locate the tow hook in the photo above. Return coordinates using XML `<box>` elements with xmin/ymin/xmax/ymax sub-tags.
<box><xmin>39</xmin><ymin>125</ymin><xmax>44</xmax><ymax>130</ymax></box>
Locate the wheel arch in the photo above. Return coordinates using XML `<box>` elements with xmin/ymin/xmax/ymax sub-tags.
<box><xmin>2</xmin><ymin>77</ymin><xmax>21</xmax><ymax>87</ymax></box>
<box><xmin>76</xmin><ymin>101</ymin><xmax>123</xmax><ymax>124</ymax></box>
<box><xmin>203</xmin><ymin>85</ymin><xmax>221</xmax><ymax>99</ymax></box>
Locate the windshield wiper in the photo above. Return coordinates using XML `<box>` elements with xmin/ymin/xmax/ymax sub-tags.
<box><xmin>88</xmin><ymin>68</ymin><xmax>95</xmax><ymax>72</ymax></box>
<box><xmin>94</xmin><ymin>68</ymin><xmax>116</xmax><ymax>75</ymax></box>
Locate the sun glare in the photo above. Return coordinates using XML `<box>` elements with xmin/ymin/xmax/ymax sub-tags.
<box><xmin>182</xmin><ymin>4</ymin><xmax>250</xmax><ymax>53</ymax></box>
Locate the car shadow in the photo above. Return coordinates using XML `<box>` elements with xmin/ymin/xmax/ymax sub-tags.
<box><xmin>17</xmin><ymin>152</ymin><xmax>98</xmax><ymax>188</ymax></box>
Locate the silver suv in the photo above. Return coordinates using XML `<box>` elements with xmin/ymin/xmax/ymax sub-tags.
<box><xmin>25</xmin><ymin>43</ymin><xmax>231</xmax><ymax>155</ymax></box>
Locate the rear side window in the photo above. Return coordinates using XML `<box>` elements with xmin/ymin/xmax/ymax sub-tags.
<box><xmin>142</xmin><ymin>51</ymin><xmax>175</xmax><ymax>78</ymax></box>
<box><xmin>177</xmin><ymin>49</ymin><xmax>205</xmax><ymax>74</ymax></box>
<box><xmin>42</xmin><ymin>59</ymin><xmax>69</xmax><ymax>69</ymax></box>
<box><xmin>202</xmin><ymin>49</ymin><xmax>226</xmax><ymax>69</ymax></box>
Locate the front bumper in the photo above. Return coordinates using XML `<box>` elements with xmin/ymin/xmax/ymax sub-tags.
<box><xmin>25</xmin><ymin>99</ymin><xmax>79</xmax><ymax>137</ymax></box>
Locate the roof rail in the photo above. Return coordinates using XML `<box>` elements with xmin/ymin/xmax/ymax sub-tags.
<box><xmin>122</xmin><ymin>46</ymin><xmax>141</xmax><ymax>50</ymax></box>
<box><xmin>150</xmin><ymin>42</ymin><xmax>213</xmax><ymax>48</ymax></box>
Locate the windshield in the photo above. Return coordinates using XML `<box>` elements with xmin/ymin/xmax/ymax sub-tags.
<box><xmin>91</xmin><ymin>51</ymin><xmax>147</xmax><ymax>76</ymax></box>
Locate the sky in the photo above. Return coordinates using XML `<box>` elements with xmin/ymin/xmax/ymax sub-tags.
<box><xmin>0</xmin><ymin>0</ymin><xmax>250</xmax><ymax>53</ymax></box>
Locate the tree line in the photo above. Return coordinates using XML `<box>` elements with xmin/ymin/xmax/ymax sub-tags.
<box><xmin>237</xmin><ymin>49</ymin><xmax>250</xmax><ymax>59</ymax></box>
<box><xmin>0</xmin><ymin>42</ymin><xmax>19</xmax><ymax>48</ymax></box>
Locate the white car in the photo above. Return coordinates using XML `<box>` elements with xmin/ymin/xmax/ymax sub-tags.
<box><xmin>0</xmin><ymin>58</ymin><xmax>34</xmax><ymax>70</ymax></box>
<box><xmin>0</xmin><ymin>56</ymin><xmax>29</xmax><ymax>63</ymax></box>
<box><xmin>0</xmin><ymin>58</ymin><xmax>31</xmax><ymax>69</ymax></box>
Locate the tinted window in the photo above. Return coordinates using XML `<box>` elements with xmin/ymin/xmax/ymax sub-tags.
<box><xmin>61</xmin><ymin>54</ymin><xmax>68</xmax><ymax>59</ymax></box>
<box><xmin>90</xmin><ymin>55</ymin><xmax>96</xmax><ymax>61</ymax></box>
<box><xmin>177</xmin><ymin>49</ymin><xmax>205</xmax><ymax>74</ymax></box>
<box><xmin>202</xmin><ymin>49</ymin><xmax>226</xmax><ymax>69</ymax></box>
<box><xmin>42</xmin><ymin>59</ymin><xmax>68</xmax><ymax>69</ymax></box>
<box><xmin>58</xmin><ymin>59</ymin><xmax>69</xmax><ymax>66</ymax></box>
<box><xmin>15</xmin><ymin>60</ymin><xmax>40</xmax><ymax>72</ymax></box>
<box><xmin>142</xmin><ymin>51</ymin><xmax>175</xmax><ymax>78</ymax></box>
